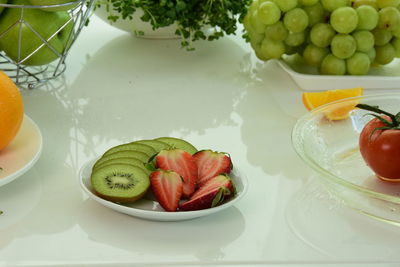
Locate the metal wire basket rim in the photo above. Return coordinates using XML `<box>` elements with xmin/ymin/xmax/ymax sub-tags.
<box><xmin>0</xmin><ymin>0</ymin><xmax>95</xmax><ymax>89</ymax></box>
<box><xmin>0</xmin><ymin>0</ymin><xmax>84</xmax><ymax>9</ymax></box>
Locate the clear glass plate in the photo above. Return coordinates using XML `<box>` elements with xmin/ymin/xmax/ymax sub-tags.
<box><xmin>79</xmin><ymin>158</ymin><xmax>248</xmax><ymax>221</ymax></box>
<box><xmin>277</xmin><ymin>57</ymin><xmax>400</xmax><ymax>91</ymax></box>
<box><xmin>292</xmin><ymin>93</ymin><xmax>400</xmax><ymax>225</ymax></box>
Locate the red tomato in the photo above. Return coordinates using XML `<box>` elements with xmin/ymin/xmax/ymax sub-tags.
<box><xmin>359</xmin><ymin>115</ymin><xmax>400</xmax><ymax>181</ymax></box>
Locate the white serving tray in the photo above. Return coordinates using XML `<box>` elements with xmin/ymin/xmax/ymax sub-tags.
<box><xmin>276</xmin><ymin>57</ymin><xmax>400</xmax><ymax>91</ymax></box>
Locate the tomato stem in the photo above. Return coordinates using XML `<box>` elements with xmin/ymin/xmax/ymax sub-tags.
<box><xmin>356</xmin><ymin>104</ymin><xmax>399</xmax><ymax>127</ymax></box>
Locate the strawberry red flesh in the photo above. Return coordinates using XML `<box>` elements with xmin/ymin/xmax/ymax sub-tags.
<box><xmin>193</xmin><ymin>150</ymin><xmax>232</xmax><ymax>186</ymax></box>
<box><xmin>150</xmin><ymin>169</ymin><xmax>183</xmax><ymax>212</ymax></box>
<box><xmin>155</xmin><ymin>149</ymin><xmax>198</xmax><ymax>198</ymax></box>
<box><xmin>180</xmin><ymin>174</ymin><xmax>235</xmax><ymax>211</ymax></box>
<box><xmin>180</xmin><ymin>187</ymin><xmax>226</xmax><ymax>211</ymax></box>
<box><xmin>191</xmin><ymin>174</ymin><xmax>234</xmax><ymax>199</ymax></box>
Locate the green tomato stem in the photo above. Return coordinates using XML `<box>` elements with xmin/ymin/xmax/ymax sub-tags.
<box><xmin>356</xmin><ymin>103</ymin><xmax>399</xmax><ymax>127</ymax></box>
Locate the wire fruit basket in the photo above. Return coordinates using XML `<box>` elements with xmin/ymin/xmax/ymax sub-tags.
<box><xmin>0</xmin><ymin>0</ymin><xmax>95</xmax><ymax>89</ymax></box>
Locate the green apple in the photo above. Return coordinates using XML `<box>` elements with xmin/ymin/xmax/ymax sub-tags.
<box><xmin>0</xmin><ymin>0</ymin><xmax>74</xmax><ymax>66</ymax></box>
<box><xmin>28</xmin><ymin>0</ymin><xmax>78</xmax><ymax>12</ymax></box>
<box><xmin>0</xmin><ymin>0</ymin><xmax>7</xmax><ymax>16</ymax></box>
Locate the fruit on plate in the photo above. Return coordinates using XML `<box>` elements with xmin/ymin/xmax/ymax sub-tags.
<box><xmin>193</xmin><ymin>150</ymin><xmax>233</xmax><ymax>186</ymax></box>
<box><xmin>356</xmin><ymin>103</ymin><xmax>400</xmax><ymax>181</ymax></box>
<box><xmin>92</xmin><ymin>150</ymin><xmax>149</xmax><ymax>169</ymax></box>
<box><xmin>302</xmin><ymin>87</ymin><xmax>363</xmax><ymax>120</ymax></box>
<box><xmin>0</xmin><ymin>0</ymin><xmax>74</xmax><ymax>66</ymax></box>
<box><xmin>155</xmin><ymin>149</ymin><xmax>198</xmax><ymax>198</ymax></box>
<box><xmin>92</xmin><ymin>157</ymin><xmax>148</xmax><ymax>173</ymax></box>
<box><xmin>91</xmin><ymin>164</ymin><xmax>150</xmax><ymax>203</ymax></box>
<box><xmin>0</xmin><ymin>71</ymin><xmax>24</xmax><ymax>151</ymax></box>
<box><xmin>134</xmin><ymin>139</ymin><xmax>171</xmax><ymax>153</ymax></box>
<box><xmin>155</xmin><ymin>137</ymin><xmax>198</xmax><ymax>154</ymax></box>
<box><xmin>91</xmin><ymin>139</ymin><xmax>174</xmax><ymax>173</ymax></box>
<box><xmin>28</xmin><ymin>0</ymin><xmax>78</xmax><ymax>12</ymax></box>
<box><xmin>103</xmin><ymin>142</ymin><xmax>156</xmax><ymax>157</ymax></box>
<box><xmin>180</xmin><ymin>174</ymin><xmax>236</xmax><ymax>211</ymax></box>
<box><xmin>89</xmin><ymin>137</ymin><xmax>238</xmax><ymax>211</ymax></box>
<box><xmin>243</xmin><ymin>0</ymin><xmax>400</xmax><ymax>75</ymax></box>
<box><xmin>150</xmin><ymin>169</ymin><xmax>183</xmax><ymax>212</ymax></box>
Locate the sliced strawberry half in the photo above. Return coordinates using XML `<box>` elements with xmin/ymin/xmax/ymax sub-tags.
<box><xmin>193</xmin><ymin>150</ymin><xmax>232</xmax><ymax>186</ymax></box>
<box><xmin>191</xmin><ymin>173</ymin><xmax>235</xmax><ymax>199</ymax></box>
<box><xmin>179</xmin><ymin>187</ymin><xmax>229</xmax><ymax>211</ymax></box>
<box><xmin>179</xmin><ymin>174</ymin><xmax>235</xmax><ymax>211</ymax></box>
<box><xmin>155</xmin><ymin>149</ymin><xmax>198</xmax><ymax>198</ymax></box>
<box><xmin>150</xmin><ymin>169</ymin><xmax>183</xmax><ymax>212</ymax></box>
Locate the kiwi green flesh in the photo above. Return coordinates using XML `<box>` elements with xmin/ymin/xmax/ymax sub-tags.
<box><xmin>92</xmin><ymin>157</ymin><xmax>148</xmax><ymax>173</ymax></box>
<box><xmin>95</xmin><ymin>150</ymin><xmax>150</xmax><ymax>167</ymax></box>
<box><xmin>155</xmin><ymin>137</ymin><xmax>197</xmax><ymax>155</ymax></box>
<box><xmin>103</xmin><ymin>142</ymin><xmax>156</xmax><ymax>157</ymax></box>
<box><xmin>91</xmin><ymin>164</ymin><xmax>150</xmax><ymax>203</ymax></box>
<box><xmin>134</xmin><ymin>139</ymin><xmax>171</xmax><ymax>153</ymax></box>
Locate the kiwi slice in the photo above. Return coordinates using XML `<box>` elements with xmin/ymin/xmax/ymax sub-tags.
<box><xmin>155</xmin><ymin>137</ymin><xmax>198</xmax><ymax>154</ymax></box>
<box><xmin>103</xmin><ymin>142</ymin><xmax>156</xmax><ymax>157</ymax></box>
<box><xmin>134</xmin><ymin>139</ymin><xmax>171</xmax><ymax>153</ymax></box>
<box><xmin>93</xmin><ymin>150</ymin><xmax>150</xmax><ymax>169</ymax></box>
<box><xmin>91</xmin><ymin>164</ymin><xmax>150</xmax><ymax>203</ymax></box>
<box><xmin>92</xmin><ymin>157</ymin><xmax>148</xmax><ymax>173</ymax></box>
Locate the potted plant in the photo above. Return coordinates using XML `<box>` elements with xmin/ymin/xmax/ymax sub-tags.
<box><xmin>94</xmin><ymin>0</ymin><xmax>250</xmax><ymax>50</ymax></box>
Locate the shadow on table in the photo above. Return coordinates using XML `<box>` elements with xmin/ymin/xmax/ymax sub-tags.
<box><xmin>233</xmin><ymin>54</ymin><xmax>310</xmax><ymax>180</ymax></box>
<box><xmin>0</xmin><ymin>34</ymin><xmax>249</xmax><ymax>249</ymax></box>
<box><xmin>65</xmin><ymin>34</ymin><xmax>248</xmax><ymax>157</ymax></box>
<box><xmin>286</xmin><ymin>177</ymin><xmax>400</xmax><ymax>260</ymax></box>
<box><xmin>0</xmin><ymin>168</ymin><xmax>42</xmax><ymax>249</ymax></box>
<box><xmin>0</xmin><ymin>79</ymin><xmax>85</xmax><ymax>248</ymax></box>
<box><xmin>77</xmin><ymin>198</ymin><xmax>246</xmax><ymax>260</ymax></box>
<box><xmin>67</xmin><ymin>35</ymin><xmax>249</xmax><ymax>260</ymax></box>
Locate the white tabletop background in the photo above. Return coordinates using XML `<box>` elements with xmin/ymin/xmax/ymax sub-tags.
<box><xmin>1</xmin><ymin>14</ymin><xmax>400</xmax><ymax>267</ymax></box>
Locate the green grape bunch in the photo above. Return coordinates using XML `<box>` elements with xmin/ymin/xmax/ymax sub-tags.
<box><xmin>243</xmin><ymin>0</ymin><xmax>400</xmax><ymax>75</ymax></box>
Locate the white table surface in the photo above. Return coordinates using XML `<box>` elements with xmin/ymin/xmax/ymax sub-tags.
<box><xmin>1</xmin><ymin>15</ymin><xmax>400</xmax><ymax>267</ymax></box>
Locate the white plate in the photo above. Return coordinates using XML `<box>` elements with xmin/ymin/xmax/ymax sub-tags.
<box><xmin>276</xmin><ymin>57</ymin><xmax>400</xmax><ymax>91</ymax></box>
<box><xmin>0</xmin><ymin>115</ymin><xmax>43</xmax><ymax>187</ymax></box>
<box><xmin>79</xmin><ymin>158</ymin><xmax>248</xmax><ymax>221</ymax></box>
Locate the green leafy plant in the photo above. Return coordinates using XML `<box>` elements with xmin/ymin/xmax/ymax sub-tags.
<box><xmin>96</xmin><ymin>0</ymin><xmax>251</xmax><ymax>50</ymax></box>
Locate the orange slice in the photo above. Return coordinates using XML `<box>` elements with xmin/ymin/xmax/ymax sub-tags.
<box><xmin>302</xmin><ymin>87</ymin><xmax>363</xmax><ymax>120</ymax></box>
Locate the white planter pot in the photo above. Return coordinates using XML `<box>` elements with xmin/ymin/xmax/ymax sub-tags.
<box><xmin>94</xmin><ymin>4</ymin><xmax>179</xmax><ymax>39</ymax></box>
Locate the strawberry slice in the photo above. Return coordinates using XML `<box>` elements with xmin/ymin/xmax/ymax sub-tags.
<box><xmin>191</xmin><ymin>173</ymin><xmax>235</xmax><ymax>199</ymax></box>
<box><xmin>193</xmin><ymin>150</ymin><xmax>232</xmax><ymax>186</ymax></box>
<box><xmin>179</xmin><ymin>187</ymin><xmax>229</xmax><ymax>211</ymax></box>
<box><xmin>180</xmin><ymin>174</ymin><xmax>235</xmax><ymax>211</ymax></box>
<box><xmin>150</xmin><ymin>169</ymin><xmax>183</xmax><ymax>212</ymax></box>
<box><xmin>155</xmin><ymin>149</ymin><xmax>198</xmax><ymax>198</ymax></box>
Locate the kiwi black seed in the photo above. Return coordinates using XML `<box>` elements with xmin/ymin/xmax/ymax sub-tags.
<box><xmin>155</xmin><ymin>137</ymin><xmax>198</xmax><ymax>155</ymax></box>
<box><xmin>103</xmin><ymin>142</ymin><xmax>156</xmax><ymax>157</ymax></box>
<box><xmin>91</xmin><ymin>164</ymin><xmax>150</xmax><ymax>203</ymax></box>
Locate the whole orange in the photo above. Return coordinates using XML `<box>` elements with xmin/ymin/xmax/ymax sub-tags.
<box><xmin>0</xmin><ymin>71</ymin><xmax>24</xmax><ymax>150</ymax></box>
